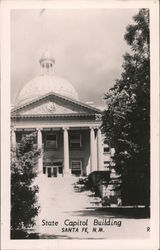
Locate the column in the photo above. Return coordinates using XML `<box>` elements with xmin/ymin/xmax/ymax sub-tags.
<box><xmin>94</xmin><ymin>129</ymin><xmax>98</xmax><ymax>170</ymax></box>
<box><xmin>11</xmin><ymin>128</ymin><xmax>16</xmax><ymax>148</ymax></box>
<box><xmin>37</xmin><ymin>128</ymin><xmax>43</xmax><ymax>173</ymax></box>
<box><xmin>37</xmin><ymin>128</ymin><xmax>42</xmax><ymax>148</ymax></box>
<box><xmin>63</xmin><ymin>127</ymin><xmax>70</xmax><ymax>175</ymax></box>
<box><xmin>97</xmin><ymin>128</ymin><xmax>103</xmax><ymax>170</ymax></box>
<box><xmin>90</xmin><ymin>127</ymin><xmax>97</xmax><ymax>172</ymax></box>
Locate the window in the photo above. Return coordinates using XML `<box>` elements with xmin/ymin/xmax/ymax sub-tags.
<box><xmin>46</xmin><ymin>134</ymin><xmax>57</xmax><ymax>148</ymax></box>
<box><xmin>71</xmin><ymin>161</ymin><xmax>82</xmax><ymax>176</ymax></box>
<box><xmin>104</xmin><ymin>161</ymin><xmax>110</xmax><ymax>165</ymax></box>
<box><xmin>104</xmin><ymin>145</ymin><xmax>110</xmax><ymax>153</ymax></box>
<box><xmin>104</xmin><ymin>161</ymin><xmax>110</xmax><ymax>169</ymax></box>
<box><xmin>70</xmin><ymin>133</ymin><xmax>82</xmax><ymax>149</ymax></box>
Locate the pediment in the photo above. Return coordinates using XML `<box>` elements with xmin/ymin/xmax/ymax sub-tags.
<box><xmin>12</xmin><ymin>92</ymin><xmax>101</xmax><ymax>116</ymax></box>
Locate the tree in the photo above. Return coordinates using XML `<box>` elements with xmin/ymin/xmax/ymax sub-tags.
<box><xmin>102</xmin><ymin>9</ymin><xmax>150</xmax><ymax>206</ymax></box>
<box><xmin>11</xmin><ymin>132</ymin><xmax>40</xmax><ymax>238</ymax></box>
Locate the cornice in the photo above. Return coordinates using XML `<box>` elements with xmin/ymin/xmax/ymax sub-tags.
<box><xmin>11</xmin><ymin>91</ymin><xmax>103</xmax><ymax>114</ymax></box>
<box><xmin>11</xmin><ymin>112</ymin><xmax>103</xmax><ymax>120</ymax></box>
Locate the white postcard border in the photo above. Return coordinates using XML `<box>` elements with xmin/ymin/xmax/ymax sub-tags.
<box><xmin>1</xmin><ymin>1</ymin><xmax>159</xmax><ymax>249</ymax></box>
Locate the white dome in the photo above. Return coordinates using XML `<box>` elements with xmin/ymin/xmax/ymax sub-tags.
<box><xmin>16</xmin><ymin>51</ymin><xmax>79</xmax><ymax>106</ymax></box>
<box><xmin>16</xmin><ymin>75</ymin><xmax>79</xmax><ymax>106</ymax></box>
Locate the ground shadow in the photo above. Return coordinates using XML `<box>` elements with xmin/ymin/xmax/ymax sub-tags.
<box><xmin>63</xmin><ymin>207</ymin><xmax>150</xmax><ymax>219</ymax></box>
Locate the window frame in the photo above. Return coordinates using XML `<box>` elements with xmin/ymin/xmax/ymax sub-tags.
<box><xmin>69</xmin><ymin>132</ymin><xmax>82</xmax><ymax>149</ymax></box>
<box><xmin>46</xmin><ymin>133</ymin><xmax>58</xmax><ymax>149</ymax></box>
<box><xmin>104</xmin><ymin>160</ymin><xmax>110</xmax><ymax>170</ymax></box>
<box><xmin>103</xmin><ymin>145</ymin><xmax>110</xmax><ymax>154</ymax></box>
<box><xmin>71</xmin><ymin>160</ymin><xmax>82</xmax><ymax>176</ymax></box>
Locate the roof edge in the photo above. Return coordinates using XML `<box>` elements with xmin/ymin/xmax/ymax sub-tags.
<box><xmin>11</xmin><ymin>91</ymin><xmax>103</xmax><ymax>114</ymax></box>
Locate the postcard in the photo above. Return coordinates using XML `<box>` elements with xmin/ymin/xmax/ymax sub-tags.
<box><xmin>1</xmin><ymin>0</ymin><xmax>159</xmax><ymax>249</ymax></box>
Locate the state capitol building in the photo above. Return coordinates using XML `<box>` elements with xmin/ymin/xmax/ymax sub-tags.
<box><xmin>11</xmin><ymin>51</ymin><xmax>112</xmax><ymax>178</ymax></box>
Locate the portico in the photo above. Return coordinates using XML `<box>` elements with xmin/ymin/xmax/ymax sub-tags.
<box><xmin>11</xmin><ymin>124</ymin><xmax>104</xmax><ymax>177</ymax></box>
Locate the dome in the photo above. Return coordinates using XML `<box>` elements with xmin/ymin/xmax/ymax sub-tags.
<box><xmin>16</xmin><ymin>75</ymin><xmax>79</xmax><ymax>106</ymax></box>
<box><xmin>16</xmin><ymin>51</ymin><xmax>79</xmax><ymax>106</ymax></box>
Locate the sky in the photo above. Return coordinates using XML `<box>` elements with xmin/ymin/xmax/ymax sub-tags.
<box><xmin>11</xmin><ymin>8</ymin><xmax>138</xmax><ymax>108</ymax></box>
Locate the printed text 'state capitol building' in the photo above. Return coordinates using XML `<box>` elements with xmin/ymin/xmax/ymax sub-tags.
<box><xmin>11</xmin><ymin>51</ymin><xmax>112</xmax><ymax>177</ymax></box>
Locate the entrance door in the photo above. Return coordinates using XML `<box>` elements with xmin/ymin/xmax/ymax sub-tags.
<box><xmin>47</xmin><ymin>167</ymin><xmax>52</xmax><ymax>178</ymax></box>
<box><xmin>53</xmin><ymin>167</ymin><xmax>57</xmax><ymax>177</ymax></box>
<box><xmin>53</xmin><ymin>162</ymin><xmax>63</xmax><ymax>177</ymax></box>
<box><xmin>58</xmin><ymin>166</ymin><xmax>63</xmax><ymax>174</ymax></box>
<box><xmin>45</xmin><ymin>162</ymin><xmax>63</xmax><ymax>177</ymax></box>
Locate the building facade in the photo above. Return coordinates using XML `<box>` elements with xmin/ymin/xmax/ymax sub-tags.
<box><xmin>11</xmin><ymin>52</ymin><xmax>111</xmax><ymax>178</ymax></box>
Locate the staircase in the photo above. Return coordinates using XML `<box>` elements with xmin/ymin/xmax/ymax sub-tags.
<box><xmin>37</xmin><ymin>175</ymin><xmax>102</xmax><ymax>211</ymax></box>
<box><xmin>34</xmin><ymin>175</ymin><xmax>102</xmax><ymax>237</ymax></box>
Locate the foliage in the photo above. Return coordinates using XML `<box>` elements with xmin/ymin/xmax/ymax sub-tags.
<box><xmin>11</xmin><ymin>132</ymin><xmax>40</xmax><ymax>231</ymax></box>
<box><xmin>102</xmin><ymin>9</ymin><xmax>150</xmax><ymax>206</ymax></box>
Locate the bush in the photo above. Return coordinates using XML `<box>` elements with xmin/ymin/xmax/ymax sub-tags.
<box><xmin>11</xmin><ymin>132</ymin><xmax>40</xmax><ymax>233</ymax></box>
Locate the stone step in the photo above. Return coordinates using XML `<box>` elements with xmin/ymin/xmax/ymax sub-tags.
<box><xmin>37</xmin><ymin>176</ymin><xmax>102</xmax><ymax>211</ymax></box>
